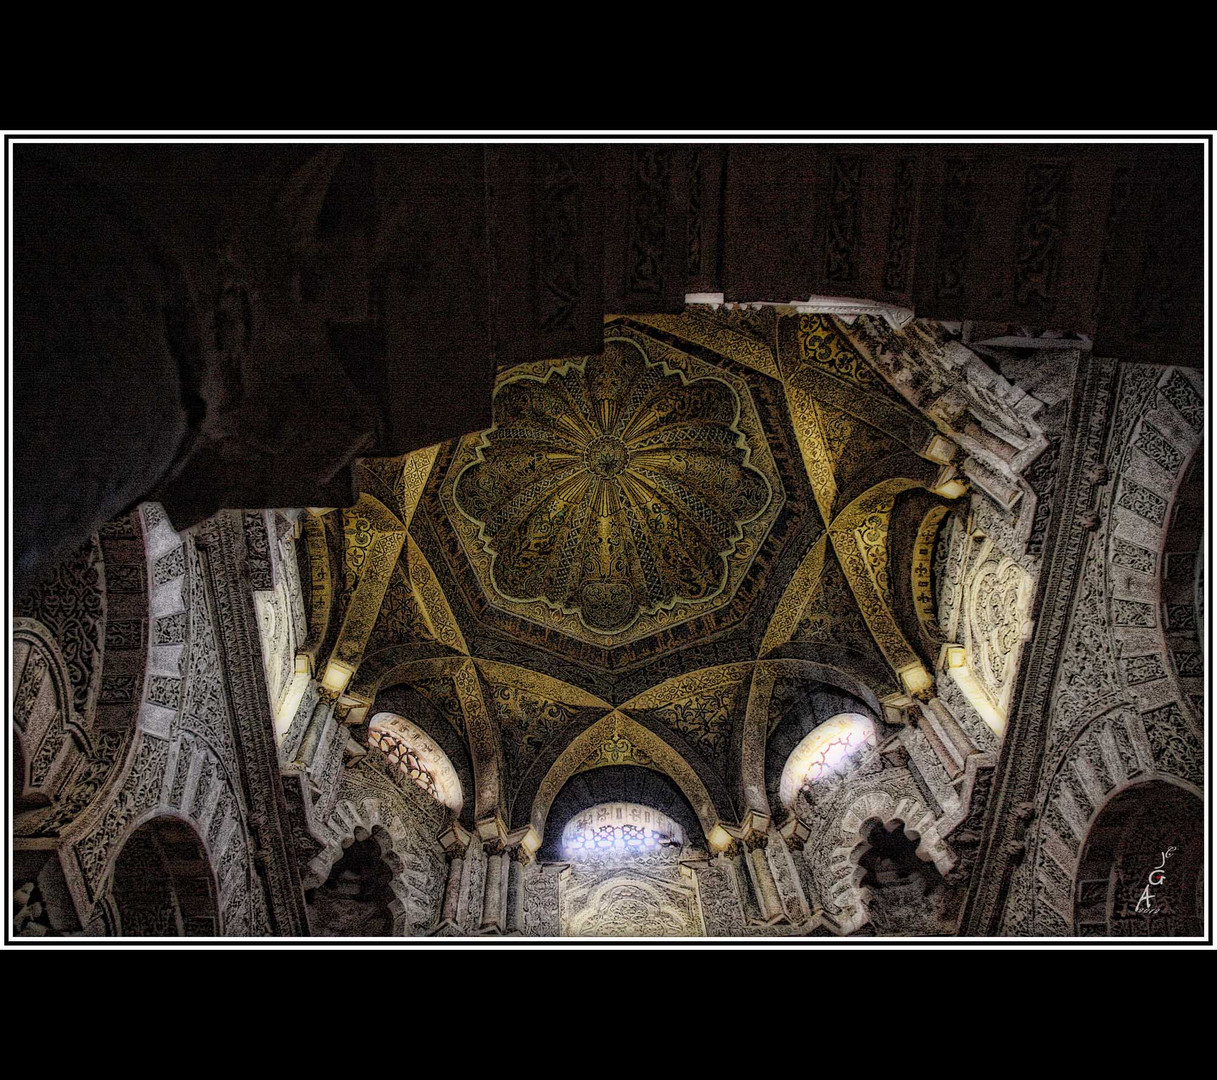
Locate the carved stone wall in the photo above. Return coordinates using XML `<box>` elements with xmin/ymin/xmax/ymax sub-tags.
<box><xmin>560</xmin><ymin>846</ymin><xmax>704</xmax><ymax>937</ymax></box>
<box><xmin>792</xmin><ymin>759</ymin><xmax>956</xmax><ymax>933</ymax></box>
<box><xmin>252</xmin><ymin>511</ymin><xmax>307</xmax><ymax>724</ymax></box>
<box><xmin>999</xmin><ymin>364</ymin><xmax>1204</xmax><ymax>936</ymax></box>
<box><xmin>13</xmin><ymin>504</ymin><xmax>314</xmax><ymax>937</ymax></box>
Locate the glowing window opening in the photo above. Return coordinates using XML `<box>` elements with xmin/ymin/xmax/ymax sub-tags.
<box><xmin>562</xmin><ymin>802</ymin><xmax>683</xmax><ymax>856</ymax></box>
<box><xmin>778</xmin><ymin>712</ymin><xmax>878</xmax><ymax>808</ymax></box>
<box><xmin>371</xmin><ymin>728</ymin><xmax>439</xmax><ymax>800</ymax></box>
<box><xmin>367</xmin><ymin>713</ymin><xmax>463</xmax><ymax>813</ymax></box>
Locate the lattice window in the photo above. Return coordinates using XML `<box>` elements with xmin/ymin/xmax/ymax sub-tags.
<box><xmin>562</xmin><ymin>802</ymin><xmax>682</xmax><ymax>855</ymax></box>
<box><xmin>779</xmin><ymin>713</ymin><xmax>878</xmax><ymax>807</ymax></box>
<box><xmin>370</xmin><ymin>728</ymin><xmax>439</xmax><ymax>801</ymax></box>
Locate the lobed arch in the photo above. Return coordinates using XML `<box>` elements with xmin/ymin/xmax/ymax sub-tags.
<box><xmin>304</xmin><ymin>793</ymin><xmax>445</xmax><ymax>935</ymax></box>
<box><xmin>817</xmin><ymin>790</ymin><xmax>955</xmax><ymax>932</ymax></box>
<box><xmin>848</xmin><ymin>816</ymin><xmax>955</xmax><ymax>935</ymax></box>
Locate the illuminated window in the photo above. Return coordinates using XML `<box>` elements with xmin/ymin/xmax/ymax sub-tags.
<box><xmin>371</xmin><ymin>727</ymin><xmax>439</xmax><ymax>800</ymax></box>
<box><xmin>778</xmin><ymin>713</ymin><xmax>878</xmax><ymax>807</ymax></box>
<box><xmin>366</xmin><ymin>714</ymin><xmax>463</xmax><ymax>813</ymax></box>
<box><xmin>562</xmin><ymin>802</ymin><xmax>683</xmax><ymax>856</ymax></box>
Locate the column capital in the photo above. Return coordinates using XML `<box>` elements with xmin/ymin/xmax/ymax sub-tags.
<box><xmin>475</xmin><ymin>814</ymin><xmax>509</xmax><ymax>847</ymax></box>
<box><xmin>778</xmin><ymin>814</ymin><xmax>811</xmax><ymax>852</ymax></box>
<box><xmin>438</xmin><ymin>822</ymin><xmax>472</xmax><ymax>855</ymax></box>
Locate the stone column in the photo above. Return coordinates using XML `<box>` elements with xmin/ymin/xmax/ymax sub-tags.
<box><xmin>694</xmin><ymin>856</ymin><xmax>749</xmax><ymax>936</ymax></box>
<box><xmin>746</xmin><ymin>832</ymin><xmax>784</xmax><ymax>922</ymax></box>
<box><xmin>926</xmin><ymin>697</ymin><xmax>977</xmax><ymax>763</ymax></box>
<box><xmin>914</xmin><ymin>701</ymin><xmax>964</xmax><ymax>779</ymax></box>
<box><xmin>729</xmin><ymin>845</ymin><xmax>761</xmax><ymax>923</ymax></box>
<box><xmin>292</xmin><ymin>688</ymin><xmax>334</xmax><ymax>770</ymax></box>
<box><xmin>504</xmin><ymin>847</ymin><xmax>527</xmax><ymax>934</ymax></box>
<box><xmin>480</xmin><ymin>842</ymin><xmax>508</xmax><ymax>933</ymax></box>
<box><xmin>440</xmin><ymin>852</ymin><xmax>464</xmax><ymax>925</ymax></box>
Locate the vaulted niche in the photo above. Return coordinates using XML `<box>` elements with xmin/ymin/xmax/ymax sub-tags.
<box><xmin>306</xmin><ymin>835</ymin><xmax>397</xmax><ymax>937</ymax></box>
<box><xmin>853</xmin><ymin>819</ymin><xmax>953</xmax><ymax>936</ymax></box>
<box><xmin>1074</xmin><ymin>780</ymin><xmax>1203</xmax><ymax>938</ymax></box>
<box><xmin>543</xmin><ymin>767</ymin><xmax>707</xmax><ymax>937</ymax></box>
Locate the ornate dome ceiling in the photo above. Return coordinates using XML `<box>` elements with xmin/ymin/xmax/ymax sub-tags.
<box><xmin>312</xmin><ymin>308</ymin><xmax>982</xmax><ymax>843</ymax></box>
<box><xmin>448</xmin><ymin>333</ymin><xmax>782</xmax><ymax>641</ymax></box>
<box><xmin>339</xmin><ymin>311</ymin><xmax>967</xmax><ymax>709</ymax></box>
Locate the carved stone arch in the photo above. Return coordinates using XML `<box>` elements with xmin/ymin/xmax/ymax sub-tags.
<box><xmin>346</xmin><ymin>646</ymin><xmax>463</xmax><ymax>704</ymax></box>
<box><xmin>339</xmin><ymin>654</ymin><xmax>503</xmax><ymax>822</ymax></box>
<box><xmin>848</xmin><ymin>815</ymin><xmax>956</xmax><ymax>935</ymax></box>
<box><xmin>739</xmin><ymin>658</ymin><xmax>887</xmax><ymax>823</ymax></box>
<box><xmin>760</xmin><ymin>644</ymin><xmax>896</xmax><ymax>706</ymax></box>
<box><xmin>107</xmin><ymin>811</ymin><xmax>221</xmax><ymax>937</ymax></box>
<box><xmin>305</xmin><ymin>794</ymin><xmax>443</xmax><ymax>935</ymax></box>
<box><xmin>14</xmin><ymin>508</ymin><xmax>161</xmax><ymax>854</ymax></box>
<box><xmin>932</xmin><ymin>505</ymin><xmax>972</xmax><ymax>644</ymax></box>
<box><xmin>1030</xmin><ymin>701</ymin><xmax>1201</xmax><ymax>934</ymax></box>
<box><xmin>820</xmin><ymin>789</ymin><xmax>954</xmax><ymax>931</ymax></box>
<box><xmin>900</xmin><ymin>496</ymin><xmax>955</xmax><ymax>652</ymax></box>
<box><xmin>1104</xmin><ymin>366</ymin><xmax>1203</xmax><ymax>726</ymax></box>
<box><xmin>524</xmin><ymin>711</ymin><xmax>726</xmax><ymax>847</ymax></box>
<box><xmin>298</xmin><ymin>511</ymin><xmax>337</xmax><ymax>673</ymax></box>
<box><xmin>832</xmin><ymin>446</ymin><xmax>940</xmax><ymax>518</ymax></box>
<box><xmin>1072</xmin><ymin>777</ymin><xmax>1203</xmax><ymax>937</ymax></box>
<box><xmin>826</xmin><ymin>476</ymin><xmax>945</xmax><ymax>690</ymax></box>
<box><xmin>1158</xmin><ymin>444</ymin><xmax>1203</xmax><ymax>712</ymax></box>
<box><xmin>13</xmin><ymin>617</ymin><xmax>89</xmax><ymax>811</ymax></box>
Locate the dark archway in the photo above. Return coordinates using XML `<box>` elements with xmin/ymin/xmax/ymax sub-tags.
<box><xmin>1074</xmin><ymin>781</ymin><xmax>1203</xmax><ymax>937</ymax></box>
<box><xmin>854</xmin><ymin>818</ymin><xmax>955</xmax><ymax>936</ymax></box>
<box><xmin>305</xmin><ymin>835</ymin><xmax>397</xmax><ymax>936</ymax></box>
<box><xmin>111</xmin><ymin>816</ymin><xmax>219</xmax><ymax>936</ymax></box>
